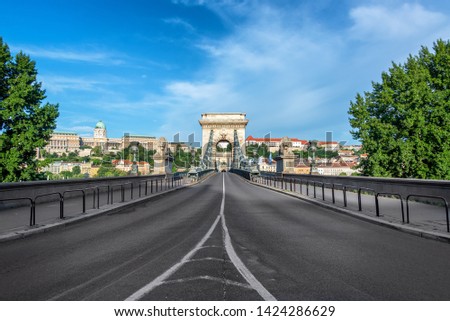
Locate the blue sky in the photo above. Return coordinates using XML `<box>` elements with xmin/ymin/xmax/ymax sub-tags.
<box><xmin>2</xmin><ymin>0</ymin><xmax>450</xmax><ymax>144</ymax></box>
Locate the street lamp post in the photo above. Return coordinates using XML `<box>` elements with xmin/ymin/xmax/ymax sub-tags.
<box><xmin>308</xmin><ymin>140</ymin><xmax>318</xmax><ymax>175</ymax></box>
<box><xmin>130</xmin><ymin>144</ymin><xmax>139</xmax><ymax>175</ymax></box>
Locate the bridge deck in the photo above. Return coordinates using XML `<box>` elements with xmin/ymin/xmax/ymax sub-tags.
<box><xmin>0</xmin><ymin>172</ymin><xmax>449</xmax><ymax>300</ymax></box>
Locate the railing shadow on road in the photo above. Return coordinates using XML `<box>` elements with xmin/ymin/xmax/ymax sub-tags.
<box><xmin>250</xmin><ymin>173</ymin><xmax>450</xmax><ymax>234</ymax></box>
<box><xmin>0</xmin><ymin>175</ymin><xmax>185</xmax><ymax>233</ymax></box>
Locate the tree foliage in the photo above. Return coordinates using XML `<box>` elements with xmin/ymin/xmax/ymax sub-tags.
<box><xmin>0</xmin><ymin>38</ymin><xmax>59</xmax><ymax>181</ymax></box>
<box><xmin>349</xmin><ymin>39</ymin><xmax>450</xmax><ymax>179</ymax></box>
<box><xmin>95</xmin><ymin>166</ymin><xmax>127</xmax><ymax>177</ymax></box>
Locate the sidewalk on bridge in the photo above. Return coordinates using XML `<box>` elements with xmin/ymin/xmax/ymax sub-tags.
<box><xmin>249</xmin><ymin>177</ymin><xmax>450</xmax><ymax>244</ymax></box>
<box><xmin>0</xmin><ymin>173</ymin><xmax>216</xmax><ymax>243</ymax></box>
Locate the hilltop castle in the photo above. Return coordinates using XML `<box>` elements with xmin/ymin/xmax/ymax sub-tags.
<box><xmin>42</xmin><ymin>121</ymin><xmax>158</xmax><ymax>156</ymax></box>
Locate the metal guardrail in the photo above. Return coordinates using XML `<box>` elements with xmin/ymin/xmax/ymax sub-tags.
<box><xmin>376</xmin><ymin>193</ymin><xmax>404</xmax><ymax>222</ymax></box>
<box><xmin>63</xmin><ymin>189</ymin><xmax>86</xmax><ymax>216</ymax></box>
<box><xmin>35</xmin><ymin>192</ymin><xmax>64</xmax><ymax>220</ymax></box>
<box><xmin>358</xmin><ymin>187</ymin><xmax>376</xmax><ymax>212</ymax></box>
<box><xmin>0</xmin><ymin>197</ymin><xmax>34</xmax><ymax>226</ymax></box>
<box><xmin>254</xmin><ymin>174</ymin><xmax>449</xmax><ymax>233</ymax></box>
<box><xmin>0</xmin><ymin>176</ymin><xmax>184</xmax><ymax>228</ymax></box>
<box><xmin>406</xmin><ymin>194</ymin><xmax>449</xmax><ymax>232</ymax></box>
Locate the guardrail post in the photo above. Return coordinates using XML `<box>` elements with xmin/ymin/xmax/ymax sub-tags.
<box><xmin>332</xmin><ymin>184</ymin><xmax>335</xmax><ymax>204</ymax></box>
<box><xmin>406</xmin><ymin>198</ymin><xmax>411</xmax><ymax>224</ymax></box>
<box><xmin>375</xmin><ymin>194</ymin><xmax>380</xmax><ymax>217</ymax></box>
<box><xmin>306</xmin><ymin>181</ymin><xmax>309</xmax><ymax>196</ymax></box>
<box><xmin>358</xmin><ymin>189</ymin><xmax>362</xmax><ymax>211</ymax></box>
<box><xmin>93</xmin><ymin>189</ymin><xmax>97</xmax><ymax>209</ymax></box>
<box><xmin>82</xmin><ymin>191</ymin><xmax>86</xmax><ymax>213</ymax></box>
<box><xmin>400</xmin><ymin>198</ymin><xmax>405</xmax><ymax>223</ymax></box>
<box><xmin>28</xmin><ymin>200</ymin><xmax>35</xmax><ymax>226</ymax></box>
<box><xmin>343</xmin><ymin>186</ymin><xmax>347</xmax><ymax>207</ymax></box>
<box><xmin>60</xmin><ymin>194</ymin><xmax>64</xmax><ymax>219</ymax></box>
<box><xmin>446</xmin><ymin>202</ymin><xmax>449</xmax><ymax>233</ymax></box>
<box><xmin>121</xmin><ymin>185</ymin><xmax>125</xmax><ymax>202</ymax></box>
<box><xmin>313</xmin><ymin>182</ymin><xmax>316</xmax><ymax>198</ymax></box>
<box><xmin>96</xmin><ymin>187</ymin><xmax>100</xmax><ymax>209</ymax></box>
<box><xmin>322</xmin><ymin>183</ymin><xmax>325</xmax><ymax>201</ymax></box>
<box><xmin>145</xmin><ymin>181</ymin><xmax>148</xmax><ymax>196</ymax></box>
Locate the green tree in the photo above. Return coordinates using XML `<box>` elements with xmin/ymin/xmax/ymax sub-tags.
<box><xmin>91</xmin><ymin>146</ymin><xmax>102</xmax><ymax>157</ymax></box>
<box><xmin>0</xmin><ymin>38</ymin><xmax>59</xmax><ymax>182</ymax></box>
<box><xmin>349</xmin><ymin>39</ymin><xmax>450</xmax><ymax>179</ymax></box>
<box><xmin>60</xmin><ymin>170</ymin><xmax>73</xmax><ymax>179</ymax></box>
<box><xmin>72</xmin><ymin>165</ymin><xmax>81</xmax><ymax>175</ymax></box>
<box><xmin>96</xmin><ymin>166</ymin><xmax>127</xmax><ymax>177</ymax></box>
<box><xmin>91</xmin><ymin>158</ymin><xmax>102</xmax><ymax>166</ymax></box>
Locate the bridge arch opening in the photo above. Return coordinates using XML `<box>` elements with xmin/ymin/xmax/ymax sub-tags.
<box><xmin>199</xmin><ymin>113</ymin><xmax>249</xmax><ymax>170</ymax></box>
<box><xmin>215</xmin><ymin>140</ymin><xmax>232</xmax><ymax>172</ymax></box>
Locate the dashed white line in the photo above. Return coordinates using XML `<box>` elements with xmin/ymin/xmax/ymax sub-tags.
<box><xmin>162</xmin><ymin>275</ymin><xmax>252</xmax><ymax>289</ymax></box>
<box><xmin>125</xmin><ymin>173</ymin><xmax>276</xmax><ymax>301</ymax></box>
<box><xmin>220</xmin><ymin>174</ymin><xmax>277</xmax><ymax>301</ymax></box>
<box><xmin>124</xmin><ymin>214</ymin><xmax>221</xmax><ymax>301</ymax></box>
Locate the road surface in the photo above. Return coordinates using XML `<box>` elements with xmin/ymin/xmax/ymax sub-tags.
<box><xmin>1</xmin><ymin>172</ymin><xmax>449</xmax><ymax>300</ymax></box>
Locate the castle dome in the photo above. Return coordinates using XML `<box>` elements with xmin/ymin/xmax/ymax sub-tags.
<box><xmin>95</xmin><ymin>120</ymin><xmax>106</xmax><ymax>129</ymax></box>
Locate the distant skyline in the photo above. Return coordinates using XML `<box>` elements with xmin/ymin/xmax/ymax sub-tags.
<box><xmin>2</xmin><ymin>0</ymin><xmax>450</xmax><ymax>144</ymax></box>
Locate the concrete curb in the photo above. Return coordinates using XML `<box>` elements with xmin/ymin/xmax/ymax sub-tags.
<box><xmin>0</xmin><ymin>174</ymin><xmax>216</xmax><ymax>244</ymax></box>
<box><xmin>242</xmin><ymin>177</ymin><xmax>450</xmax><ymax>244</ymax></box>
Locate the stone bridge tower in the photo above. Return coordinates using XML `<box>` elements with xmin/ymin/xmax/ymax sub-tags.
<box><xmin>199</xmin><ymin>113</ymin><xmax>249</xmax><ymax>170</ymax></box>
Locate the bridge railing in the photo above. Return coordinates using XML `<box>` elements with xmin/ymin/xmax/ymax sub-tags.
<box><xmin>253</xmin><ymin>173</ymin><xmax>450</xmax><ymax>233</ymax></box>
<box><xmin>0</xmin><ymin>175</ymin><xmax>185</xmax><ymax>231</ymax></box>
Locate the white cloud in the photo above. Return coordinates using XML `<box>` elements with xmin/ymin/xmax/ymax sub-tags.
<box><xmin>158</xmin><ymin>2</ymin><xmax>348</xmax><ymax>139</ymax></box>
<box><xmin>10</xmin><ymin>45</ymin><xmax>125</xmax><ymax>65</ymax></box>
<box><xmin>163</xmin><ymin>17</ymin><xmax>196</xmax><ymax>32</ymax></box>
<box><xmin>349</xmin><ymin>4</ymin><xmax>448</xmax><ymax>40</ymax></box>
<box><xmin>165</xmin><ymin>81</ymin><xmax>229</xmax><ymax>100</ymax></box>
<box><xmin>40</xmin><ymin>75</ymin><xmax>107</xmax><ymax>93</ymax></box>
<box><xmin>53</xmin><ymin>1</ymin><xmax>450</xmax><ymax>142</ymax></box>
<box><xmin>59</xmin><ymin>125</ymin><xmax>93</xmax><ymax>133</ymax></box>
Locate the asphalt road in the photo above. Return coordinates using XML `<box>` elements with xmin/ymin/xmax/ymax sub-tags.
<box><xmin>1</xmin><ymin>172</ymin><xmax>450</xmax><ymax>300</ymax></box>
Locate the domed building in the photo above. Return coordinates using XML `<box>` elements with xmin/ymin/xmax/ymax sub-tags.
<box><xmin>82</xmin><ymin>120</ymin><xmax>126</xmax><ymax>152</ymax></box>
<box><xmin>93</xmin><ymin>120</ymin><xmax>107</xmax><ymax>139</ymax></box>
<box><xmin>44</xmin><ymin>120</ymin><xmax>158</xmax><ymax>155</ymax></box>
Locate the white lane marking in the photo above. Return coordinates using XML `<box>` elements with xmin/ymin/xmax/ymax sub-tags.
<box><xmin>125</xmin><ymin>173</ymin><xmax>276</xmax><ymax>301</ymax></box>
<box><xmin>162</xmin><ymin>275</ymin><xmax>252</xmax><ymax>289</ymax></box>
<box><xmin>125</xmin><ymin>214</ymin><xmax>221</xmax><ymax>301</ymax></box>
<box><xmin>188</xmin><ymin>257</ymin><xmax>230</xmax><ymax>263</ymax></box>
<box><xmin>220</xmin><ymin>174</ymin><xmax>277</xmax><ymax>301</ymax></box>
